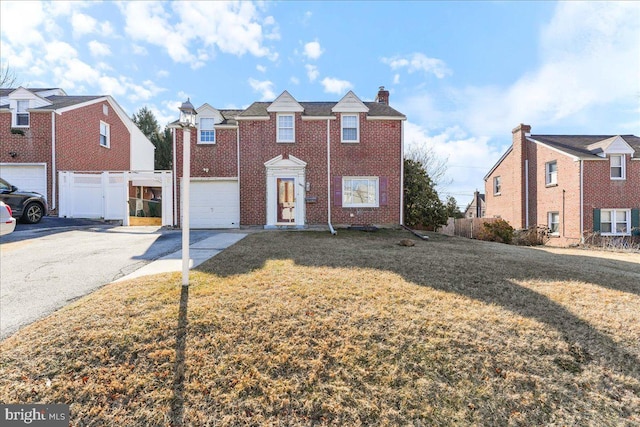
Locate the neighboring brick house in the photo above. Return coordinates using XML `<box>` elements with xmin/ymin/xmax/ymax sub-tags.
<box><xmin>484</xmin><ymin>124</ymin><xmax>640</xmax><ymax>246</ymax></box>
<box><xmin>0</xmin><ymin>87</ymin><xmax>154</xmax><ymax>214</ymax></box>
<box><xmin>464</xmin><ymin>191</ymin><xmax>486</xmax><ymax>219</ymax></box>
<box><xmin>170</xmin><ymin>87</ymin><xmax>406</xmax><ymax>229</ymax></box>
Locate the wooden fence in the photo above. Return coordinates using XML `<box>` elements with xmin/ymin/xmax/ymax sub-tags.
<box><xmin>439</xmin><ymin>217</ymin><xmax>499</xmax><ymax>239</ymax></box>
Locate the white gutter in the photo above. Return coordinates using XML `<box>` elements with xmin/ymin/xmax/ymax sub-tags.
<box><xmin>51</xmin><ymin>112</ymin><xmax>56</xmax><ymax>210</ymax></box>
<box><xmin>524</xmin><ymin>159</ymin><xmax>529</xmax><ymax>228</ymax></box>
<box><xmin>400</xmin><ymin>119</ymin><xmax>404</xmax><ymax>225</ymax></box>
<box><xmin>172</xmin><ymin>128</ymin><xmax>177</xmax><ymax>227</ymax></box>
<box><xmin>327</xmin><ymin>118</ymin><xmax>336</xmax><ymax>235</ymax></box>
<box><xmin>580</xmin><ymin>159</ymin><xmax>584</xmax><ymax>243</ymax></box>
<box><xmin>237</xmin><ymin>123</ymin><xmax>241</xmax><ymax>225</ymax></box>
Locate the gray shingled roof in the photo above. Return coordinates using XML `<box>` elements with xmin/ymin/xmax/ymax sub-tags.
<box><xmin>530</xmin><ymin>134</ymin><xmax>640</xmax><ymax>159</ymax></box>
<box><xmin>238</xmin><ymin>101</ymin><xmax>405</xmax><ymax>118</ymax></box>
<box><xmin>35</xmin><ymin>95</ymin><xmax>104</xmax><ymax>110</ymax></box>
<box><xmin>0</xmin><ymin>87</ymin><xmax>60</xmax><ymax>97</ymax></box>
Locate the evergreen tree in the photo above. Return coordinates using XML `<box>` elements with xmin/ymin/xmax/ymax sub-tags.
<box><xmin>403</xmin><ymin>158</ymin><xmax>447</xmax><ymax>229</ymax></box>
<box><xmin>445</xmin><ymin>196</ymin><xmax>463</xmax><ymax>218</ymax></box>
<box><xmin>132</xmin><ymin>107</ymin><xmax>172</xmax><ymax>170</ymax></box>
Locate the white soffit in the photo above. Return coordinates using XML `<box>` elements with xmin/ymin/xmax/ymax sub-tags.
<box><xmin>332</xmin><ymin>91</ymin><xmax>369</xmax><ymax>113</ymax></box>
<box><xmin>197</xmin><ymin>103</ymin><xmax>224</xmax><ymax>125</ymax></box>
<box><xmin>267</xmin><ymin>91</ymin><xmax>304</xmax><ymax>113</ymax></box>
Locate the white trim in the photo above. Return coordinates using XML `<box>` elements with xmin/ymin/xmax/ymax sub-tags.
<box><xmin>99</xmin><ymin>121</ymin><xmax>110</xmax><ymax>148</ymax></box>
<box><xmin>264</xmin><ymin>154</ymin><xmax>307</xmax><ymax>227</ymax></box>
<box><xmin>484</xmin><ymin>146</ymin><xmax>513</xmax><ymax>181</ymax></box>
<box><xmin>235</xmin><ymin>116</ymin><xmax>270</xmax><ymax>121</ymax></box>
<box><xmin>547</xmin><ymin>211</ymin><xmax>560</xmax><ymax>236</ymax></box>
<box><xmin>366</xmin><ymin>116</ymin><xmax>407</xmax><ymax>121</ymax></box>
<box><xmin>599</xmin><ymin>208</ymin><xmax>631</xmax><ymax>236</ymax></box>
<box><xmin>341</xmin><ymin>113</ymin><xmax>359</xmax><ymax>143</ymax></box>
<box><xmin>267</xmin><ymin>91</ymin><xmax>304</xmax><ymax>113</ymax></box>
<box><xmin>545</xmin><ymin>160</ymin><xmax>558</xmax><ymax>186</ymax></box>
<box><xmin>198</xmin><ymin>117</ymin><xmax>216</xmax><ymax>144</ymax></box>
<box><xmin>400</xmin><ymin>119</ymin><xmax>404</xmax><ymax>225</ymax></box>
<box><xmin>580</xmin><ymin>160</ymin><xmax>584</xmax><ymax>242</ymax></box>
<box><xmin>609</xmin><ymin>154</ymin><xmax>626</xmax><ymax>180</ymax></box>
<box><xmin>302</xmin><ymin>116</ymin><xmax>336</xmax><ymax>121</ymax></box>
<box><xmin>332</xmin><ymin>91</ymin><xmax>369</xmax><ymax>113</ymax></box>
<box><xmin>51</xmin><ymin>112</ymin><xmax>56</xmax><ymax>210</ymax></box>
<box><xmin>276</xmin><ymin>113</ymin><xmax>295</xmax><ymax>143</ymax></box>
<box><xmin>526</xmin><ymin>137</ymin><xmax>580</xmax><ymax>161</ymax></box>
<box><xmin>342</xmin><ymin>176</ymin><xmax>379</xmax><ymax>208</ymax></box>
<box><xmin>55</xmin><ymin>96</ymin><xmax>108</xmax><ymax>114</ymax></box>
<box><xmin>493</xmin><ymin>176</ymin><xmax>502</xmax><ymax>195</ymax></box>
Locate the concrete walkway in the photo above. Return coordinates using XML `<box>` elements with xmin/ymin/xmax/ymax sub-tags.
<box><xmin>114</xmin><ymin>232</ymin><xmax>247</xmax><ymax>282</ymax></box>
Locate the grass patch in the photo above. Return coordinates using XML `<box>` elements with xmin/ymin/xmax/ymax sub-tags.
<box><xmin>1</xmin><ymin>230</ymin><xmax>639</xmax><ymax>426</ymax></box>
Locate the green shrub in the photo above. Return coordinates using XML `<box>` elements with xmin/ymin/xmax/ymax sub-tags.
<box><xmin>477</xmin><ymin>219</ymin><xmax>514</xmax><ymax>244</ymax></box>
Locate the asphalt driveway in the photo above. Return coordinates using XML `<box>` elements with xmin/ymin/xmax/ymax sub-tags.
<box><xmin>0</xmin><ymin>223</ymin><xmax>234</xmax><ymax>339</ymax></box>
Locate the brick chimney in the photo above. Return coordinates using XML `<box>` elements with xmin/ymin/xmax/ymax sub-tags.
<box><xmin>376</xmin><ymin>86</ymin><xmax>389</xmax><ymax>105</ymax></box>
<box><xmin>511</xmin><ymin>124</ymin><xmax>531</xmax><ymax>229</ymax></box>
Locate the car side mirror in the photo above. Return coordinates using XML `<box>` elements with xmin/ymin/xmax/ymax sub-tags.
<box><xmin>11</xmin><ymin>185</ymin><xmax>17</xmax><ymax>192</ymax></box>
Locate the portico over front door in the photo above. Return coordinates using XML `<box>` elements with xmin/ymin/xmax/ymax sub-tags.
<box><xmin>264</xmin><ymin>154</ymin><xmax>307</xmax><ymax>228</ymax></box>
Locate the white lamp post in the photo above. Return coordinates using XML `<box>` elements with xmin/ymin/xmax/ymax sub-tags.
<box><xmin>178</xmin><ymin>98</ymin><xmax>197</xmax><ymax>286</ymax></box>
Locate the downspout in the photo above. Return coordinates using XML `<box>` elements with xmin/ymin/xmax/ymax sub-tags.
<box><xmin>236</xmin><ymin>122</ymin><xmax>241</xmax><ymax>228</ymax></box>
<box><xmin>172</xmin><ymin>128</ymin><xmax>177</xmax><ymax>227</ymax></box>
<box><xmin>400</xmin><ymin>119</ymin><xmax>404</xmax><ymax>225</ymax></box>
<box><xmin>524</xmin><ymin>159</ymin><xmax>529</xmax><ymax>228</ymax></box>
<box><xmin>562</xmin><ymin>189</ymin><xmax>566</xmax><ymax>236</ymax></box>
<box><xmin>51</xmin><ymin>112</ymin><xmax>56</xmax><ymax>210</ymax></box>
<box><xmin>327</xmin><ymin>118</ymin><xmax>336</xmax><ymax>235</ymax></box>
<box><xmin>580</xmin><ymin>159</ymin><xmax>584</xmax><ymax>243</ymax></box>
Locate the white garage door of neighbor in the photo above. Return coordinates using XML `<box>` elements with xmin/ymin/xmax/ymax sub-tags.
<box><xmin>188</xmin><ymin>180</ymin><xmax>239</xmax><ymax>229</ymax></box>
<box><xmin>0</xmin><ymin>164</ymin><xmax>47</xmax><ymax>200</ymax></box>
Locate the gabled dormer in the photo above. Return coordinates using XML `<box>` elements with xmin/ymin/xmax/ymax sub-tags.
<box><xmin>267</xmin><ymin>91</ymin><xmax>304</xmax><ymax>143</ymax></box>
<box><xmin>196</xmin><ymin>103</ymin><xmax>225</xmax><ymax>144</ymax></box>
<box><xmin>588</xmin><ymin>135</ymin><xmax>635</xmax><ymax>180</ymax></box>
<box><xmin>332</xmin><ymin>91</ymin><xmax>369</xmax><ymax>143</ymax></box>
<box><xmin>7</xmin><ymin>87</ymin><xmax>53</xmax><ymax>127</ymax></box>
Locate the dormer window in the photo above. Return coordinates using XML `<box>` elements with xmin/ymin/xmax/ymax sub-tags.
<box><xmin>341</xmin><ymin>114</ymin><xmax>359</xmax><ymax>143</ymax></box>
<box><xmin>15</xmin><ymin>100</ymin><xmax>30</xmax><ymax>127</ymax></box>
<box><xmin>277</xmin><ymin>114</ymin><xmax>295</xmax><ymax>143</ymax></box>
<box><xmin>610</xmin><ymin>155</ymin><xmax>625</xmax><ymax>180</ymax></box>
<box><xmin>198</xmin><ymin>118</ymin><xmax>216</xmax><ymax>144</ymax></box>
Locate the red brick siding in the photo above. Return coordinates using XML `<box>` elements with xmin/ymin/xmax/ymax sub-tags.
<box><xmin>0</xmin><ymin>111</ymin><xmax>54</xmax><ymax>203</ymax></box>
<box><xmin>583</xmin><ymin>156</ymin><xmax>640</xmax><ymax>232</ymax></box>
<box><xmin>56</xmin><ymin>101</ymin><xmax>130</xmax><ymax>172</ymax></box>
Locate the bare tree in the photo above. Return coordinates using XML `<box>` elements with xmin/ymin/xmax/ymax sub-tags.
<box><xmin>404</xmin><ymin>142</ymin><xmax>452</xmax><ymax>189</ymax></box>
<box><xmin>0</xmin><ymin>62</ymin><xmax>18</xmax><ymax>88</ymax></box>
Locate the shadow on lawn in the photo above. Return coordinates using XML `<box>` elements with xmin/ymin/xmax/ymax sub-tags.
<box><xmin>196</xmin><ymin>230</ymin><xmax>640</xmax><ymax>376</ymax></box>
<box><xmin>170</xmin><ymin>285</ymin><xmax>189</xmax><ymax>427</ymax></box>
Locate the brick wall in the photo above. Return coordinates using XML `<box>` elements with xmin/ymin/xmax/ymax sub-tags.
<box><xmin>583</xmin><ymin>156</ymin><xmax>640</xmax><ymax>232</ymax></box>
<box><xmin>56</xmin><ymin>101</ymin><xmax>130</xmax><ymax>172</ymax></box>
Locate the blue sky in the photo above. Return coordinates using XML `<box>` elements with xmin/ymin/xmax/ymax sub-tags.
<box><xmin>2</xmin><ymin>1</ymin><xmax>639</xmax><ymax>207</ymax></box>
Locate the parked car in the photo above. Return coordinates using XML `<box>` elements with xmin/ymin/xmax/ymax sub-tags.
<box><xmin>0</xmin><ymin>178</ymin><xmax>48</xmax><ymax>224</ymax></box>
<box><xmin>0</xmin><ymin>201</ymin><xmax>17</xmax><ymax>236</ymax></box>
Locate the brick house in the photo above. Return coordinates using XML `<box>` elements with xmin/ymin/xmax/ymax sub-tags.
<box><xmin>464</xmin><ymin>191</ymin><xmax>486</xmax><ymax>219</ymax></box>
<box><xmin>0</xmin><ymin>87</ymin><xmax>154</xmax><ymax>214</ymax></box>
<box><xmin>484</xmin><ymin>124</ymin><xmax>640</xmax><ymax>246</ymax></box>
<box><xmin>170</xmin><ymin>87</ymin><xmax>406</xmax><ymax>229</ymax></box>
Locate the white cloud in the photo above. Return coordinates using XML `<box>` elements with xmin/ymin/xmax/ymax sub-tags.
<box><xmin>120</xmin><ymin>1</ymin><xmax>278</xmax><ymax>68</ymax></box>
<box><xmin>404</xmin><ymin>122</ymin><xmax>504</xmax><ymax>206</ymax></box>
<box><xmin>382</xmin><ymin>53</ymin><xmax>451</xmax><ymax>79</ymax></box>
<box><xmin>131</xmin><ymin>44</ymin><xmax>148</xmax><ymax>56</ymax></box>
<box><xmin>393</xmin><ymin>74</ymin><xmax>400</xmax><ymax>85</ymax></box>
<box><xmin>71</xmin><ymin>12</ymin><xmax>97</xmax><ymax>37</ymax></box>
<box><xmin>157</xmin><ymin>70</ymin><xmax>170</xmax><ymax>78</ymax></box>
<box><xmin>303</xmin><ymin>40</ymin><xmax>323</xmax><ymax>60</ymax></box>
<box><xmin>290</xmin><ymin>76</ymin><xmax>300</xmax><ymax>85</ymax></box>
<box><xmin>0</xmin><ymin>1</ymin><xmax>46</xmax><ymax>46</ymax></box>
<box><xmin>88</xmin><ymin>40</ymin><xmax>111</xmax><ymax>57</ymax></box>
<box><xmin>248</xmin><ymin>78</ymin><xmax>275</xmax><ymax>101</ymax></box>
<box><xmin>305</xmin><ymin>64</ymin><xmax>319</xmax><ymax>82</ymax></box>
<box><xmin>256</xmin><ymin>64</ymin><xmax>267</xmax><ymax>73</ymax></box>
<box><xmin>44</xmin><ymin>41</ymin><xmax>78</xmax><ymax>62</ymax></box>
<box><xmin>321</xmin><ymin>77</ymin><xmax>353</xmax><ymax>95</ymax></box>
<box><xmin>100</xmin><ymin>22</ymin><xmax>114</xmax><ymax>37</ymax></box>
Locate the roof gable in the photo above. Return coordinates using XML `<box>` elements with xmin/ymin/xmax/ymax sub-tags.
<box><xmin>267</xmin><ymin>91</ymin><xmax>304</xmax><ymax>113</ymax></box>
<box><xmin>197</xmin><ymin>103</ymin><xmax>225</xmax><ymax>125</ymax></box>
<box><xmin>7</xmin><ymin>87</ymin><xmax>53</xmax><ymax>109</ymax></box>
<box><xmin>332</xmin><ymin>91</ymin><xmax>369</xmax><ymax>113</ymax></box>
<box><xmin>586</xmin><ymin>135</ymin><xmax>634</xmax><ymax>157</ymax></box>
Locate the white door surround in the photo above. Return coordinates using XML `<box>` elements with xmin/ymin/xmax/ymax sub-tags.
<box><xmin>264</xmin><ymin>154</ymin><xmax>306</xmax><ymax>228</ymax></box>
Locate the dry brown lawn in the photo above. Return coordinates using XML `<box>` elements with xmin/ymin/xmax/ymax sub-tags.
<box><xmin>1</xmin><ymin>229</ymin><xmax>639</xmax><ymax>426</ymax></box>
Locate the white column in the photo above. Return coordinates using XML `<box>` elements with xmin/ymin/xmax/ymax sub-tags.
<box><xmin>181</xmin><ymin>128</ymin><xmax>191</xmax><ymax>286</ymax></box>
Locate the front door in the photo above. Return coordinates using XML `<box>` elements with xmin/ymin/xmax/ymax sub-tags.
<box><xmin>277</xmin><ymin>178</ymin><xmax>295</xmax><ymax>223</ymax></box>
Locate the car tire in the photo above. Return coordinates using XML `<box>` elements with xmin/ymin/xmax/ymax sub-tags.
<box><xmin>22</xmin><ymin>202</ymin><xmax>44</xmax><ymax>224</ymax></box>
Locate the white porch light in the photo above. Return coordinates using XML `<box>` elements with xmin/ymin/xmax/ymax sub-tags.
<box><xmin>178</xmin><ymin>98</ymin><xmax>196</xmax><ymax>286</ymax></box>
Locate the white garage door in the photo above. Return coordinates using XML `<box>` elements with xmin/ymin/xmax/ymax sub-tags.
<box><xmin>0</xmin><ymin>164</ymin><xmax>47</xmax><ymax>201</ymax></box>
<box><xmin>187</xmin><ymin>179</ymin><xmax>239</xmax><ymax>229</ymax></box>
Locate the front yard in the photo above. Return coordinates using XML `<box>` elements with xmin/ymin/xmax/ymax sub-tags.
<box><xmin>1</xmin><ymin>229</ymin><xmax>638</xmax><ymax>426</ymax></box>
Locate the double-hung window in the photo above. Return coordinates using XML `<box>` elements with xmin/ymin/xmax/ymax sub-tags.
<box><xmin>545</xmin><ymin>160</ymin><xmax>558</xmax><ymax>186</ymax></box>
<box><xmin>548</xmin><ymin>212</ymin><xmax>559</xmax><ymax>235</ymax></box>
<box><xmin>199</xmin><ymin>118</ymin><xmax>216</xmax><ymax>144</ymax></box>
<box><xmin>343</xmin><ymin>177</ymin><xmax>378</xmax><ymax>207</ymax></box>
<box><xmin>16</xmin><ymin>100</ymin><xmax>29</xmax><ymax>127</ymax></box>
<box><xmin>277</xmin><ymin>114</ymin><xmax>294</xmax><ymax>142</ymax></box>
<box><xmin>600</xmin><ymin>209</ymin><xmax>630</xmax><ymax>235</ymax></box>
<box><xmin>493</xmin><ymin>176</ymin><xmax>501</xmax><ymax>195</ymax></box>
<box><xmin>610</xmin><ymin>155</ymin><xmax>625</xmax><ymax>180</ymax></box>
<box><xmin>341</xmin><ymin>114</ymin><xmax>359</xmax><ymax>143</ymax></box>
<box><xmin>100</xmin><ymin>121</ymin><xmax>110</xmax><ymax>147</ymax></box>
